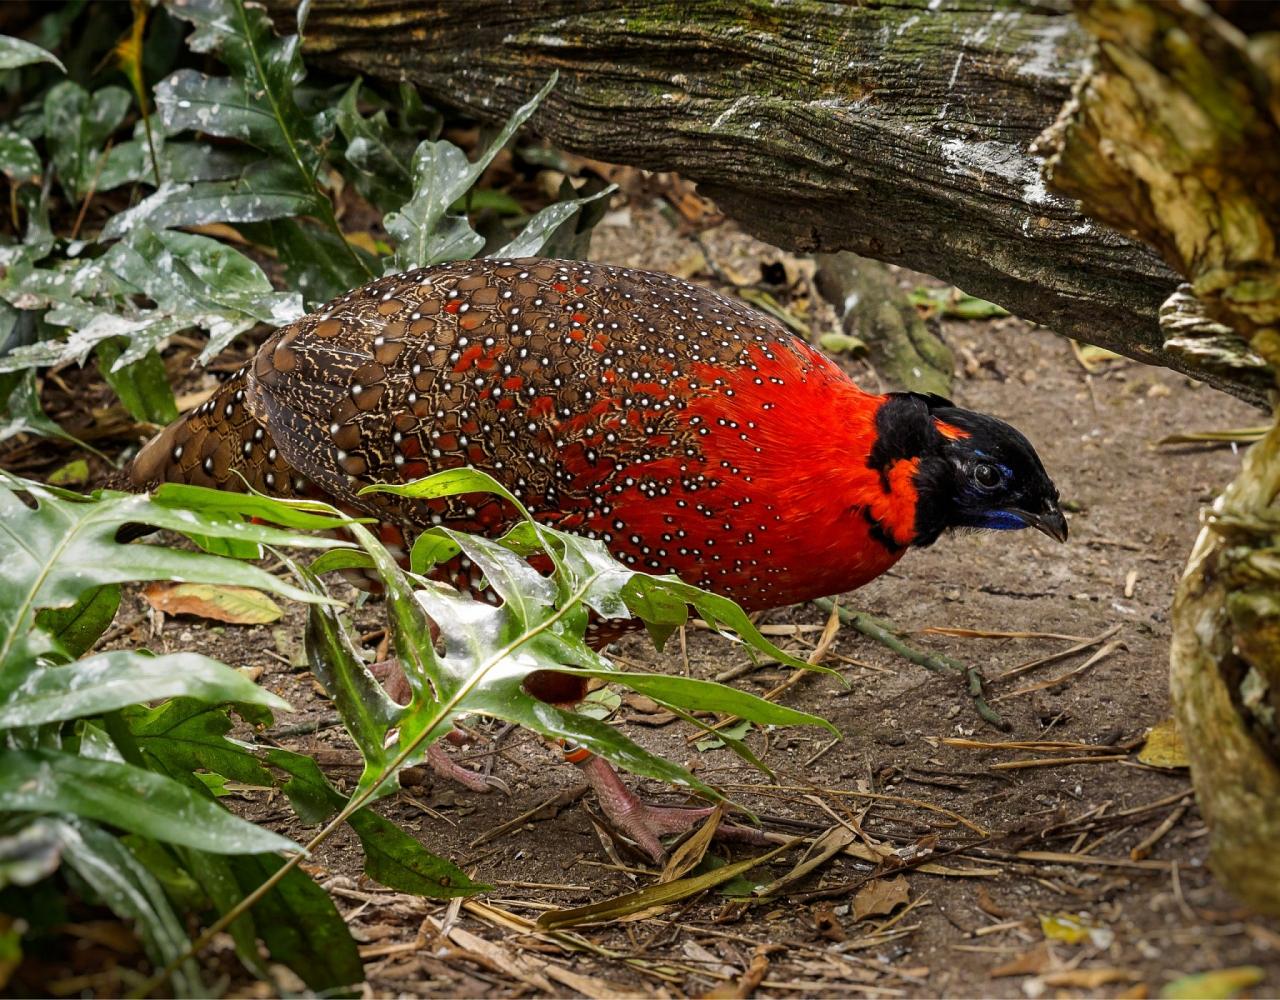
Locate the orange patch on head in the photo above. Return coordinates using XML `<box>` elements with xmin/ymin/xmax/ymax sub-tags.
<box><xmin>873</xmin><ymin>457</ymin><xmax>920</xmax><ymax>546</ymax></box>
<box><xmin>936</xmin><ymin>420</ymin><xmax>969</xmax><ymax>440</ymax></box>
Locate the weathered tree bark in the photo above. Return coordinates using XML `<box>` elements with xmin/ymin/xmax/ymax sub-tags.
<box><xmin>814</xmin><ymin>253</ymin><xmax>955</xmax><ymax>397</ymax></box>
<box><xmin>1038</xmin><ymin>1</ymin><xmax>1280</xmax><ymax>915</ymax></box>
<box><xmin>274</xmin><ymin>0</ymin><xmax>1273</xmax><ymax>403</ymax></box>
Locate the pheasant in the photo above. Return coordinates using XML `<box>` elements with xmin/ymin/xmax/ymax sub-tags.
<box><xmin>130</xmin><ymin>257</ymin><xmax>1066</xmax><ymax>860</ymax></box>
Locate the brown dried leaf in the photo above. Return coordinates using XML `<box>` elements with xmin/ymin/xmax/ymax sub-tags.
<box><xmin>537</xmin><ymin>840</ymin><xmax>796</xmax><ymax>930</ymax></box>
<box><xmin>812</xmin><ymin>902</ymin><xmax>846</xmax><ymax>942</ymax></box>
<box><xmin>853</xmin><ymin>874</ymin><xmax>910</xmax><ymax>921</ymax></box>
<box><xmin>142</xmin><ymin>582</ymin><xmax>282</xmax><ymax>625</ymax></box>
<box><xmin>659</xmin><ymin>805</ymin><xmax>722</xmax><ymax>883</ymax></box>
<box><xmin>1043</xmin><ymin>968</ymin><xmax>1142</xmax><ymax>989</ymax></box>
<box><xmin>990</xmin><ymin>943</ymin><xmax>1056</xmax><ymax>978</ymax></box>
<box><xmin>1138</xmin><ymin>718</ymin><xmax>1190</xmax><ymax>768</ymax></box>
<box><xmin>977</xmin><ymin>885</ymin><xmax>1014</xmax><ymax>919</ymax></box>
<box><xmin>756</xmin><ymin>825</ymin><xmax>856</xmax><ymax>897</ymax></box>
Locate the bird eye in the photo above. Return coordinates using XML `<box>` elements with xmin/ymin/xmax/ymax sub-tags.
<box><xmin>974</xmin><ymin>463</ymin><xmax>1001</xmax><ymax>489</ymax></box>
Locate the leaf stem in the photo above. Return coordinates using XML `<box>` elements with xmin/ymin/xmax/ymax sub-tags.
<box><xmin>809</xmin><ymin>597</ymin><xmax>1009</xmax><ymax>731</ymax></box>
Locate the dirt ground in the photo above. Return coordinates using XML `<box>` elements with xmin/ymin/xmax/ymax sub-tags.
<box><xmin>50</xmin><ymin>192</ymin><xmax>1280</xmax><ymax>997</ymax></box>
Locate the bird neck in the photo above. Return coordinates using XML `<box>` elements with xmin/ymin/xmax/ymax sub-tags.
<box><xmin>685</xmin><ymin>342</ymin><xmax>917</xmax><ymax>608</ymax></box>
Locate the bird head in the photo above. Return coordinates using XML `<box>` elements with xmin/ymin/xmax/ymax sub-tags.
<box><xmin>870</xmin><ymin>393</ymin><xmax>1067</xmax><ymax>548</ymax></box>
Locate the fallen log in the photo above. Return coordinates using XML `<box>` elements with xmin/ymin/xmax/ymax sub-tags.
<box><xmin>273</xmin><ymin>0</ymin><xmax>1269</xmax><ymax>402</ymax></box>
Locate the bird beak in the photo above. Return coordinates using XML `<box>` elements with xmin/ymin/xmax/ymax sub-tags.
<box><xmin>1014</xmin><ymin>503</ymin><xmax>1068</xmax><ymax>543</ymax></box>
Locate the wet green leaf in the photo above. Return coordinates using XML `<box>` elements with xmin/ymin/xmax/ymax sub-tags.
<box><xmin>35</xmin><ymin>584</ymin><xmax>119</xmax><ymax>660</ymax></box>
<box><xmin>334</xmin><ymin>78</ymin><xmax>415</xmax><ymax>212</ymax></box>
<box><xmin>0</xmin><ymin>227</ymin><xmax>302</xmax><ymax>375</ymax></box>
<box><xmin>0</xmin><ymin>475</ymin><xmax>340</xmax><ymax>671</ymax></box>
<box><xmin>386</xmin><ymin>74</ymin><xmax>557</xmax><ymax>272</ymax></box>
<box><xmin>226</xmin><ymin>853</ymin><xmax>364</xmax><ymax>992</ymax></box>
<box><xmin>348</xmin><ymin>808</ymin><xmax>487</xmax><ymax>898</ymax></box>
<box><xmin>301</xmin><ymin>581</ymin><xmax>399</xmax><ymax>779</ymax></box>
<box><xmin>94</xmin><ymin>136</ymin><xmax>258</xmax><ymax>191</ymax></box>
<box><xmin>0</xmin><ymin>819</ymin><xmax>63</xmax><ymax>889</ymax></box>
<box><xmin>528</xmin><ymin>173</ymin><xmax>615</xmax><ymax>261</ymax></box>
<box><xmin>0</xmin><ymin>132</ymin><xmax>41</xmax><ymax>184</ymax></box>
<box><xmin>130</xmin><ymin>699</ymin><xmax>278</xmax><ymax>788</ymax></box>
<box><xmin>0</xmin><ymin>34</ymin><xmax>66</xmax><ymax>73</ymax></box>
<box><xmin>95</xmin><ymin>339</ymin><xmax>178</xmax><ymax>424</ymax></box>
<box><xmin>102</xmin><ymin>164</ymin><xmax>318</xmax><ymax>239</ymax></box>
<box><xmin>0</xmin><ymin>651</ymin><xmax>286</xmax><ymax>728</ymax></box>
<box><xmin>0</xmin><ymin>749</ymin><xmax>297</xmax><ymax>855</ymax></box>
<box><xmin>52</xmin><ymin>817</ymin><xmax>205</xmax><ymax>996</ymax></box>
<box><xmin>695</xmin><ymin>718</ymin><xmax>752</xmax><ymax>752</ymax></box>
<box><xmin>341</xmin><ymin>471</ymin><xmax>833</xmax><ymax>813</ymax></box>
<box><xmin>239</xmin><ymin>217</ymin><xmax>373</xmax><ymax>307</ymax></box>
<box><xmin>491</xmin><ymin>184</ymin><xmax>616</xmax><ymax>259</ymax></box>
<box><xmin>42</xmin><ymin>81</ymin><xmax>131</xmax><ymax>198</ymax></box>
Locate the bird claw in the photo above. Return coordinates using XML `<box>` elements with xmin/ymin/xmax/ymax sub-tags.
<box><xmin>577</xmin><ymin>754</ymin><xmax>770</xmax><ymax>863</ymax></box>
<box><xmin>426</xmin><ymin>742</ymin><xmax>506</xmax><ymax>794</ymax></box>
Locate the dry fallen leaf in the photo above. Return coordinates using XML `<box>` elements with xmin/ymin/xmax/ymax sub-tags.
<box><xmin>659</xmin><ymin>806</ymin><xmax>722</xmax><ymax>884</ymax></box>
<box><xmin>812</xmin><ymin>902</ymin><xmax>846</xmax><ymax>942</ymax></box>
<box><xmin>1071</xmin><ymin>339</ymin><xmax>1124</xmax><ymax>372</ymax></box>
<box><xmin>853</xmin><ymin>874</ymin><xmax>910</xmax><ymax>921</ymax></box>
<box><xmin>668</xmin><ymin>248</ymin><xmax>707</xmax><ymax>279</ymax></box>
<box><xmin>757</xmin><ymin>826</ymin><xmax>856</xmax><ymax>897</ymax></box>
<box><xmin>142</xmin><ymin>582</ymin><xmax>283</xmax><ymax>625</ymax></box>
<box><xmin>1160</xmin><ymin>966</ymin><xmax>1265</xmax><ymax>999</ymax></box>
<box><xmin>1138</xmin><ymin>718</ymin><xmax>1190</xmax><ymax>768</ymax></box>
<box><xmin>976</xmin><ymin>885</ymin><xmax>1014</xmax><ymax>919</ymax></box>
<box><xmin>1043</xmin><ymin>968</ymin><xmax>1142</xmax><ymax>989</ymax></box>
<box><xmin>537</xmin><ymin>839</ymin><xmax>796</xmax><ymax>930</ymax></box>
<box><xmin>1039</xmin><ymin>911</ymin><xmax>1113</xmax><ymax>947</ymax></box>
<box><xmin>990</xmin><ymin>942</ymin><xmax>1056</xmax><ymax>978</ymax></box>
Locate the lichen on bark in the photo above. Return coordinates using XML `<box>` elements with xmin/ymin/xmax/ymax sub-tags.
<box><xmin>814</xmin><ymin>253</ymin><xmax>955</xmax><ymax>397</ymax></box>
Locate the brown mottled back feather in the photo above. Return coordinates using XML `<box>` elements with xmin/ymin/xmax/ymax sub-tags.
<box><xmin>130</xmin><ymin>367</ymin><xmax>300</xmax><ymax>496</ymax></box>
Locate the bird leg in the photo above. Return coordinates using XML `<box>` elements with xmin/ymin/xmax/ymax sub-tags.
<box><xmin>425</xmin><ymin>735</ymin><xmax>506</xmax><ymax>794</ymax></box>
<box><xmin>810</xmin><ymin>597</ymin><xmax>1010</xmax><ymax>731</ymax></box>
<box><xmin>367</xmin><ymin>659</ymin><xmax>507</xmax><ymax>793</ymax></box>
<box><xmin>573</xmin><ymin>750</ymin><xmax>772</xmax><ymax>863</ymax></box>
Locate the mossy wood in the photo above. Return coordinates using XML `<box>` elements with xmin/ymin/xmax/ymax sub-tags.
<box><xmin>269</xmin><ymin>0</ymin><xmax>1266</xmax><ymax>404</ymax></box>
<box><xmin>1039</xmin><ymin>1</ymin><xmax>1280</xmax><ymax>914</ymax></box>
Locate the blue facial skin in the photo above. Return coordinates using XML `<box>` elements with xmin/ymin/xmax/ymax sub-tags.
<box><xmin>971</xmin><ymin>509</ymin><xmax>1028</xmax><ymax>531</ymax></box>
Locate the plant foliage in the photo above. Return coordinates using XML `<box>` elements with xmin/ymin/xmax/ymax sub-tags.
<box><xmin>0</xmin><ymin>476</ymin><xmax>367</xmax><ymax>993</ymax></box>
<box><xmin>0</xmin><ymin>0</ymin><xmax>614</xmax><ymax>428</ymax></box>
